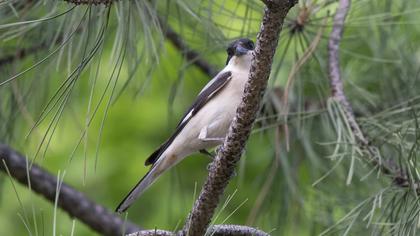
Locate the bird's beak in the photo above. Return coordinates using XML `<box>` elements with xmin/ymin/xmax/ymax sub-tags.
<box><xmin>235</xmin><ymin>45</ymin><xmax>249</xmax><ymax>56</ymax></box>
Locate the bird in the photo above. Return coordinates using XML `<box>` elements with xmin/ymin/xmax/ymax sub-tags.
<box><xmin>116</xmin><ymin>38</ymin><xmax>255</xmax><ymax>213</ymax></box>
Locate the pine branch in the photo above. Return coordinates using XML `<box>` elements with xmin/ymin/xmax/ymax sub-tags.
<box><xmin>0</xmin><ymin>12</ymin><xmax>216</xmax><ymax>79</ymax></box>
<box><xmin>328</xmin><ymin>0</ymin><xmax>366</xmax><ymax>144</ymax></box>
<box><xmin>128</xmin><ymin>225</ymin><xmax>269</xmax><ymax>236</ymax></box>
<box><xmin>0</xmin><ymin>144</ymin><xmax>271</xmax><ymax>235</ymax></box>
<box><xmin>0</xmin><ymin>144</ymin><xmax>141</xmax><ymax>236</ymax></box>
<box><xmin>327</xmin><ymin>0</ymin><xmax>412</xmax><ymax>187</ymax></box>
<box><xmin>0</xmin><ymin>27</ymin><xmax>81</xmax><ymax>69</ymax></box>
<box><xmin>182</xmin><ymin>1</ymin><xmax>298</xmax><ymax>235</ymax></box>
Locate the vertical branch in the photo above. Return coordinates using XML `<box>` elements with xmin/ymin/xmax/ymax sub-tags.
<box><xmin>327</xmin><ymin>0</ymin><xmax>400</xmax><ymax>178</ymax></box>
<box><xmin>328</xmin><ymin>0</ymin><xmax>363</xmax><ymax>141</ymax></box>
<box><xmin>183</xmin><ymin>1</ymin><xmax>297</xmax><ymax>235</ymax></box>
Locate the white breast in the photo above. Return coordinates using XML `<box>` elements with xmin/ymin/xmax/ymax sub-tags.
<box><xmin>159</xmin><ymin>52</ymin><xmax>252</xmax><ymax>165</ymax></box>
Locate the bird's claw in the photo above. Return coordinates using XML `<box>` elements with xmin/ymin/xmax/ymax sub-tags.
<box><xmin>200</xmin><ymin>149</ymin><xmax>215</xmax><ymax>159</ymax></box>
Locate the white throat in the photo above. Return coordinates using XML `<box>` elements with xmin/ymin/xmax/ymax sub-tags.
<box><xmin>228</xmin><ymin>51</ymin><xmax>253</xmax><ymax>70</ymax></box>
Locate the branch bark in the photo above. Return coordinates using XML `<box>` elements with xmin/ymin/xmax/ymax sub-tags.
<box><xmin>0</xmin><ymin>144</ymin><xmax>141</xmax><ymax>236</ymax></box>
<box><xmin>183</xmin><ymin>1</ymin><xmax>297</xmax><ymax>235</ymax></box>
<box><xmin>128</xmin><ymin>225</ymin><xmax>269</xmax><ymax>236</ymax></box>
<box><xmin>327</xmin><ymin>0</ymin><xmax>390</xmax><ymax>171</ymax></box>
<box><xmin>327</xmin><ymin>0</ymin><xmax>411</xmax><ymax>185</ymax></box>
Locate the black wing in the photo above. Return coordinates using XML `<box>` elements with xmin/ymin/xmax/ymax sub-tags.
<box><xmin>145</xmin><ymin>71</ymin><xmax>232</xmax><ymax>166</ymax></box>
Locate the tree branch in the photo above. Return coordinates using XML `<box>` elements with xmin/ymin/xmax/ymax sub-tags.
<box><xmin>160</xmin><ymin>19</ymin><xmax>218</xmax><ymax>77</ymax></box>
<box><xmin>0</xmin><ymin>28</ymin><xmax>81</xmax><ymax>69</ymax></box>
<box><xmin>1</xmin><ymin>1</ymin><xmax>295</xmax><ymax>235</ymax></box>
<box><xmin>0</xmin><ymin>44</ymin><xmax>46</xmax><ymax>68</ymax></box>
<box><xmin>328</xmin><ymin>0</ymin><xmax>351</xmax><ymax>112</ymax></box>
<box><xmin>0</xmin><ymin>144</ymin><xmax>141</xmax><ymax>236</ymax></box>
<box><xmin>182</xmin><ymin>1</ymin><xmax>298</xmax><ymax>235</ymax></box>
<box><xmin>0</xmin><ymin>145</ymin><xmax>271</xmax><ymax>236</ymax></box>
<box><xmin>327</xmin><ymin>0</ymin><xmax>391</xmax><ymax>171</ymax></box>
<box><xmin>128</xmin><ymin>225</ymin><xmax>270</xmax><ymax>236</ymax></box>
<box><xmin>327</xmin><ymin>0</ymin><xmax>411</xmax><ymax>185</ymax></box>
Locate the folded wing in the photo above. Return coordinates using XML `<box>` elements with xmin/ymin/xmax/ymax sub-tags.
<box><xmin>144</xmin><ymin>70</ymin><xmax>232</xmax><ymax>165</ymax></box>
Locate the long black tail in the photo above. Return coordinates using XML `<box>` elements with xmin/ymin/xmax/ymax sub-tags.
<box><xmin>115</xmin><ymin>160</ymin><xmax>164</xmax><ymax>213</ymax></box>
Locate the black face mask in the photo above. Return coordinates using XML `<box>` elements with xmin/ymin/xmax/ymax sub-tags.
<box><xmin>225</xmin><ymin>38</ymin><xmax>255</xmax><ymax>65</ymax></box>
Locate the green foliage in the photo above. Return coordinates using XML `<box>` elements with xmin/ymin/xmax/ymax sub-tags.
<box><xmin>1</xmin><ymin>0</ymin><xmax>420</xmax><ymax>235</ymax></box>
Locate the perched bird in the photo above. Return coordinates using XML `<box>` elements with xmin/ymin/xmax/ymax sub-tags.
<box><xmin>116</xmin><ymin>38</ymin><xmax>255</xmax><ymax>213</ymax></box>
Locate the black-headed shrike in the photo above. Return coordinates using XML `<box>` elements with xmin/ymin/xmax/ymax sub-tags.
<box><xmin>116</xmin><ymin>38</ymin><xmax>255</xmax><ymax>213</ymax></box>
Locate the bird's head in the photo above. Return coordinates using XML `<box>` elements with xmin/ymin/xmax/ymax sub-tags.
<box><xmin>225</xmin><ymin>38</ymin><xmax>255</xmax><ymax>65</ymax></box>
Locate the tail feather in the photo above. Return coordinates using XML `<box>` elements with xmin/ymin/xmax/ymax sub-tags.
<box><xmin>116</xmin><ymin>164</ymin><xmax>161</xmax><ymax>213</ymax></box>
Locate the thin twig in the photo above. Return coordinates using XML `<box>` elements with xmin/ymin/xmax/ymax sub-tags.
<box><xmin>159</xmin><ymin>18</ymin><xmax>218</xmax><ymax>77</ymax></box>
<box><xmin>0</xmin><ymin>27</ymin><xmax>82</xmax><ymax>70</ymax></box>
<box><xmin>0</xmin><ymin>144</ymin><xmax>141</xmax><ymax>236</ymax></box>
<box><xmin>0</xmin><ymin>44</ymin><xmax>46</xmax><ymax>68</ymax></box>
<box><xmin>182</xmin><ymin>1</ymin><xmax>298</xmax><ymax>235</ymax></box>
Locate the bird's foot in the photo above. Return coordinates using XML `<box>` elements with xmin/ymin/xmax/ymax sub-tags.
<box><xmin>200</xmin><ymin>149</ymin><xmax>215</xmax><ymax>159</ymax></box>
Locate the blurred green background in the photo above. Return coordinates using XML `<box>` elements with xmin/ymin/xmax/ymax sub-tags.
<box><xmin>1</xmin><ymin>0</ymin><xmax>420</xmax><ymax>235</ymax></box>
